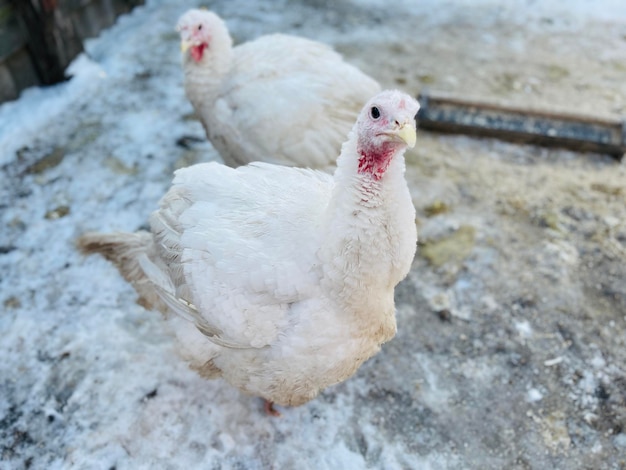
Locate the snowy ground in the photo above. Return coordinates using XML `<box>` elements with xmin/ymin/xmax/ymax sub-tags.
<box><xmin>1</xmin><ymin>0</ymin><xmax>626</xmax><ymax>468</ymax></box>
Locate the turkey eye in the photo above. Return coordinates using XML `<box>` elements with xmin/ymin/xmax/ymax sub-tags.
<box><xmin>198</xmin><ymin>24</ymin><xmax>203</xmax><ymax>30</ymax></box>
<box><xmin>371</xmin><ymin>106</ymin><xmax>380</xmax><ymax>119</ymax></box>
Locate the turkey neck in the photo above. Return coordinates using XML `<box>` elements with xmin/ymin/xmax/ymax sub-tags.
<box><xmin>320</xmin><ymin>131</ymin><xmax>416</xmax><ymax>331</ymax></box>
<box><xmin>183</xmin><ymin>47</ymin><xmax>232</xmax><ymax>111</ymax></box>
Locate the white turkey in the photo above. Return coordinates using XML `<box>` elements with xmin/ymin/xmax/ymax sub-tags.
<box><xmin>78</xmin><ymin>90</ymin><xmax>420</xmax><ymax>414</ymax></box>
<box><xmin>176</xmin><ymin>8</ymin><xmax>381</xmax><ymax>169</ymax></box>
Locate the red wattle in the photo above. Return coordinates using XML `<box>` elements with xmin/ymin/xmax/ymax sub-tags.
<box><xmin>357</xmin><ymin>145</ymin><xmax>395</xmax><ymax>180</ymax></box>
<box><xmin>191</xmin><ymin>43</ymin><xmax>208</xmax><ymax>62</ymax></box>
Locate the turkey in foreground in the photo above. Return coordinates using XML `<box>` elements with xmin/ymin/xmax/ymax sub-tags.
<box><xmin>78</xmin><ymin>90</ymin><xmax>420</xmax><ymax>414</ymax></box>
<box><xmin>176</xmin><ymin>8</ymin><xmax>381</xmax><ymax>169</ymax></box>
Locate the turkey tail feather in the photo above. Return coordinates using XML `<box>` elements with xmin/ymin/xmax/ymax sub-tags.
<box><xmin>76</xmin><ymin>231</ymin><xmax>166</xmax><ymax>311</ymax></box>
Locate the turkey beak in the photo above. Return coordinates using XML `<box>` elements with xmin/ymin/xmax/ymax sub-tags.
<box><xmin>180</xmin><ymin>39</ymin><xmax>192</xmax><ymax>53</ymax></box>
<box><xmin>396</xmin><ymin>121</ymin><xmax>417</xmax><ymax>149</ymax></box>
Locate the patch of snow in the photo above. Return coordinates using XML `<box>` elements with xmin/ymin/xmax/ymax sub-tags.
<box><xmin>0</xmin><ymin>55</ymin><xmax>106</xmax><ymax>164</ymax></box>
<box><xmin>526</xmin><ymin>387</ymin><xmax>544</xmax><ymax>403</ymax></box>
<box><xmin>515</xmin><ymin>320</ymin><xmax>534</xmax><ymax>339</ymax></box>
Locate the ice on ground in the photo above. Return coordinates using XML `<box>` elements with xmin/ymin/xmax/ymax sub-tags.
<box><xmin>1</xmin><ymin>0</ymin><xmax>626</xmax><ymax>469</ymax></box>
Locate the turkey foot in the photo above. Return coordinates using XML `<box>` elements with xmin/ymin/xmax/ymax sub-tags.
<box><xmin>264</xmin><ymin>400</ymin><xmax>281</xmax><ymax>417</ymax></box>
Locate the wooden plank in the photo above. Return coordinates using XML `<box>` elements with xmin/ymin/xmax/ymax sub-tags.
<box><xmin>0</xmin><ymin>0</ymin><xmax>145</xmax><ymax>103</ymax></box>
<box><xmin>417</xmin><ymin>91</ymin><xmax>626</xmax><ymax>159</ymax></box>
<box><xmin>0</xmin><ymin>63</ymin><xmax>18</xmax><ymax>102</ymax></box>
<box><xmin>0</xmin><ymin>46</ymin><xmax>41</xmax><ymax>102</ymax></box>
<box><xmin>8</xmin><ymin>0</ymin><xmax>83</xmax><ymax>84</ymax></box>
<box><xmin>69</xmin><ymin>0</ymin><xmax>143</xmax><ymax>46</ymax></box>
<box><xmin>3</xmin><ymin>47</ymin><xmax>40</xmax><ymax>98</ymax></box>
<box><xmin>0</xmin><ymin>2</ymin><xmax>26</xmax><ymax>60</ymax></box>
<box><xmin>112</xmin><ymin>0</ymin><xmax>143</xmax><ymax>15</ymax></box>
<box><xmin>81</xmin><ymin>0</ymin><xmax>116</xmax><ymax>38</ymax></box>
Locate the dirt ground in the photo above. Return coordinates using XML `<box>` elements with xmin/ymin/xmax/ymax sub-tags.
<box><xmin>1</xmin><ymin>0</ymin><xmax>625</xmax><ymax>468</ymax></box>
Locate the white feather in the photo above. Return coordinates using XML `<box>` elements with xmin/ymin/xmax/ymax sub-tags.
<box><xmin>177</xmin><ymin>10</ymin><xmax>381</xmax><ymax>169</ymax></box>
<box><xmin>81</xmin><ymin>91</ymin><xmax>420</xmax><ymax>408</ymax></box>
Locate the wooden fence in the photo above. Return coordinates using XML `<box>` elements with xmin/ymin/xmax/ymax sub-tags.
<box><xmin>0</xmin><ymin>0</ymin><xmax>145</xmax><ymax>104</ymax></box>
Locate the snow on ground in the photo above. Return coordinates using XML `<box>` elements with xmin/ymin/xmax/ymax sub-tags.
<box><xmin>1</xmin><ymin>0</ymin><xmax>626</xmax><ymax>469</ymax></box>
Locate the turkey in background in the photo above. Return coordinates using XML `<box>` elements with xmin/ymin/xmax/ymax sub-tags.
<box><xmin>176</xmin><ymin>9</ymin><xmax>381</xmax><ymax>169</ymax></box>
